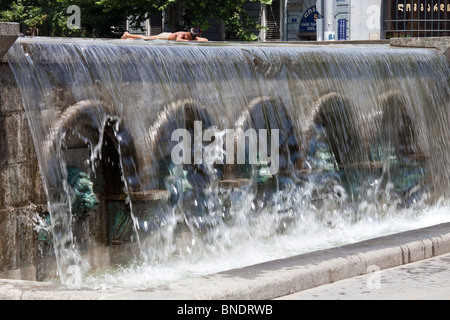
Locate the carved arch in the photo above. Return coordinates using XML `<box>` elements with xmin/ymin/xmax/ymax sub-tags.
<box><xmin>143</xmin><ymin>98</ymin><xmax>216</xmax><ymax>191</ymax></box>
<box><xmin>378</xmin><ymin>90</ymin><xmax>423</xmax><ymax>161</ymax></box>
<box><xmin>311</xmin><ymin>92</ymin><xmax>363</xmax><ymax>170</ymax></box>
<box><xmin>234</xmin><ymin>96</ymin><xmax>304</xmax><ymax>178</ymax></box>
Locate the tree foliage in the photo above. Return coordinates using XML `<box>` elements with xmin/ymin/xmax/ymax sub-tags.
<box><xmin>162</xmin><ymin>0</ymin><xmax>273</xmax><ymax>41</ymax></box>
<box><xmin>0</xmin><ymin>0</ymin><xmax>272</xmax><ymax>40</ymax></box>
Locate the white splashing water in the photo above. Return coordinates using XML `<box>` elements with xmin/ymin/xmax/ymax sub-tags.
<box><xmin>81</xmin><ymin>190</ymin><xmax>450</xmax><ymax>290</ymax></box>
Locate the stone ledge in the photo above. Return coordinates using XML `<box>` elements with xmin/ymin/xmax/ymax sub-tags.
<box><xmin>390</xmin><ymin>37</ymin><xmax>450</xmax><ymax>66</ymax></box>
<box><xmin>390</xmin><ymin>37</ymin><xmax>450</xmax><ymax>53</ymax></box>
<box><xmin>0</xmin><ymin>22</ymin><xmax>19</xmax><ymax>61</ymax></box>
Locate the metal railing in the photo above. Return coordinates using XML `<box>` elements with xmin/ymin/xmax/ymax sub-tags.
<box><xmin>384</xmin><ymin>0</ymin><xmax>450</xmax><ymax>38</ymax></box>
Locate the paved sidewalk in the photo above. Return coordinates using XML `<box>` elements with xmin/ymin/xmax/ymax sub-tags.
<box><xmin>277</xmin><ymin>253</ymin><xmax>450</xmax><ymax>300</ymax></box>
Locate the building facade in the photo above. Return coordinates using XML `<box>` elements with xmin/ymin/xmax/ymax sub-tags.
<box><xmin>290</xmin><ymin>0</ymin><xmax>383</xmax><ymax>41</ymax></box>
<box><xmin>129</xmin><ymin>0</ymin><xmax>450</xmax><ymax>41</ymax></box>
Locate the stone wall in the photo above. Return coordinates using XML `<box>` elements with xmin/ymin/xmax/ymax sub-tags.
<box><xmin>0</xmin><ymin>59</ymin><xmax>133</xmax><ymax>281</ymax></box>
<box><xmin>0</xmin><ymin>62</ymin><xmax>47</xmax><ymax>280</ymax></box>
<box><xmin>0</xmin><ymin>60</ymin><xmax>125</xmax><ymax>280</ymax></box>
<box><xmin>0</xmin><ymin>22</ymin><xmax>45</xmax><ymax>280</ymax></box>
<box><xmin>390</xmin><ymin>37</ymin><xmax>450</xmax><ymax>67</ymax></box>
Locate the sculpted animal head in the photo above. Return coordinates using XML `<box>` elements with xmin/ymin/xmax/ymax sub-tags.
<box><xmin>67</xmin><ymin>166</ymin><xmax>99</xmax><ymax>221</ymax></box>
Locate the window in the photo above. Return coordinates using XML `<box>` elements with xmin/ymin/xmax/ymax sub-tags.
<box><xmin>384</xmin><ymin>0</ymin><xmax>450</xmax><ymax>38</ymax></box>
<box><xmin>149</xmin><ymin>12</ymin><xmax>163</xmax><ymax>36</ymax></box>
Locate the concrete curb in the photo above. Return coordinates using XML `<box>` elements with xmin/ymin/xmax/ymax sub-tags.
<box><xmin>1</xmin><ymin>222</ymin><xmax>450</xmax><ymax>300</ymax></box>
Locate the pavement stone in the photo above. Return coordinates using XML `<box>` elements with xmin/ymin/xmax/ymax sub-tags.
<box><xmin>277</xmin><ymin>252</ymin><xmax>450</xmax><ymax>300</ymax></box>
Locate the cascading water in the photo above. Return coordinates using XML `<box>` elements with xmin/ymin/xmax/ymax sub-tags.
<box><xmin>5</xmin><ymin>38</ymin><xmax>450</xmax><ymax>289</ymax></box>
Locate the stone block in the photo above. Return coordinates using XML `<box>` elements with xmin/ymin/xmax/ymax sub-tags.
<box><xmin>0</xmin><ymin>64</ymin><xmax>24</xmax><ymax>114</ymax></box>
<box><xmin>0</xmin><ymin>206</ymin><xmax>38</xmax><ymax>276</ymax></box>
<box><xmin>0</xmin><ymin>23</ymin><xmax>19</xmax><ymax>61</ymax></box>
<box><xmin>0</xmin><ymin>162</ymin><xmax>45</xmax><ymax>209</ymax></box>
<box><xmin>0</xmin><ymin>112</ymin><xmax>36</xmax><ymax>166</ymax></box>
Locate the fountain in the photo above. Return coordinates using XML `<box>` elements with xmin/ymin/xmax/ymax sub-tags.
<box><xmin>0</xmin><ymin>34</ymin><xmax>449</xmax><ymax>292</ymax></box>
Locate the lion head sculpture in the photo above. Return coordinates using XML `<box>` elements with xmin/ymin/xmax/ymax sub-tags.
<box><xmin>67</xmin><ymin>166</ymin><xmax>99</xmax><ymax>221</ymax></box>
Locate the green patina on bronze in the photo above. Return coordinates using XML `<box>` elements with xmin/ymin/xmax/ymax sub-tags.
<box><xmin>38</xmin><ymin>167</ymin><xmax>99</xmax><ymax>243</ymax></box>
<box><xmin>109</xmin><ymin>201</ymin><xmax>134</xmax><ymax>244</ymax></box>
<box><xmin>37</xmin><ymin>212</ymin><xmax>52</xmax><ymax>244</ymax></box>
<box><xmin>67</xmin><ymin>166</ymin><xmax>99</xmax><ymax>221</ymax></box>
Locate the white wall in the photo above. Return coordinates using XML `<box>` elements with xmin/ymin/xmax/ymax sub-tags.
<box><xmin>350</xmin><ymin>0</ymin><xmax>382</xmax><ymax>40</ymax></box>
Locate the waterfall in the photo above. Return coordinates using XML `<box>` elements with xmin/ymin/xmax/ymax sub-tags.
<box><xmin>5</xmin><ymin>39</ymin><xmax>450</xmax><ymax>286</ymax></box>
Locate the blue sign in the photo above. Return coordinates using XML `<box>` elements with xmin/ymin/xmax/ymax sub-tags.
<box><xmin>299</xmin><ymin>5</ymin><xmax>323</xmax><ymax>33</ymax></box>
<box><xmin>338</xmin><ymin>19</ymin><xmax>347</xmax><ymax>40</ymax></box>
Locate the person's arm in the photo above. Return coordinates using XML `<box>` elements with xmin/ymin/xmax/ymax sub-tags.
<box><xmin>195</xmin><ymin>37</ymin><xmax>209</xmax><ymax>42</ymax></box>
<box><xmin>175</xmin><ymin>33</ymin><xmax>190</xmax><ymax>42</ymax></box>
